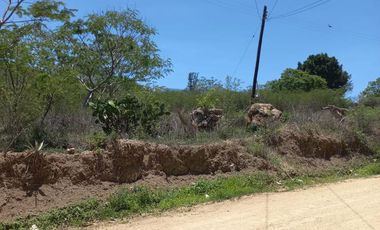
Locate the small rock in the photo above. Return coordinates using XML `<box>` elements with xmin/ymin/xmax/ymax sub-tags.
<box><xmin>66</xmin><ymin>148</ymin><xmax>76</xmax><ymax>154</ymax></box>
<box><xmin>30</xmin><ymin>224</ymin><xmax>39</xmax><ymax>230</ymax></box>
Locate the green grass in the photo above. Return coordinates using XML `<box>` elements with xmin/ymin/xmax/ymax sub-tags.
<box><xmin>1</xmin><ymin>161</ymin><xmax>379</xmax><ymax>230</ymax></box>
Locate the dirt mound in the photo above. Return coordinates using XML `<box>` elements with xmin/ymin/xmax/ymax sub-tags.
<box><xmin>0</xmin><ymin>140</ymin><xmax>266</xmax><ymax>221</ymax></box>
<box><xmin>0</xmin><ymin>140</ymin><xmax>255</xmax><ymax>191</ymax></box>
<box><xmin>0</xmin><ymin>135</ymin><xmax>371</xmax><ymax>222</ymax></box>
<box><xmin>269</xmin><ymin>126</ymin><xmax>372</xmax><ymax>159</ymax></box>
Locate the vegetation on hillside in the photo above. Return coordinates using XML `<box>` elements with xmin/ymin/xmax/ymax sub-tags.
<box><xmin>0</xmin><ymin>1</ymin><xmax>379</xmax><ymax>229</ymax></box>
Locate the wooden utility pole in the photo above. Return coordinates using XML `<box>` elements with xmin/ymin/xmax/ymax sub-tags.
<box><xmin>251</xmin><ymin>5</ymin><xmax>268</xmax><ymax>102</ymax></box>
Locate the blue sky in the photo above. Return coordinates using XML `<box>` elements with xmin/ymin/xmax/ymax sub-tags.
<box><xmin>64</xmin><ymin>0</ymin><xmax>380</xmax><ymax>97</ymax></box>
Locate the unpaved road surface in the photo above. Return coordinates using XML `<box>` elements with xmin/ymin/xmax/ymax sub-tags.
<box><xmin>88</xmin><ymin>177</ymin><xmax>380</xmax><ymax>230</ymax></box>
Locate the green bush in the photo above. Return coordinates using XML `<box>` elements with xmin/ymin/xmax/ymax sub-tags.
<box><xmin>266</xmin><ymin>68</ymin><xmax>327</xmax><ymax>92</ymax></box>
<box><xmin>89</xmin><ymin>95</ymin><xmax>169</xmax><ymax>137</ymax></box>
<box><xmin>349</xmin><ymin>106</ymin><xmax>380</xmax><ymax>149</ymax></box>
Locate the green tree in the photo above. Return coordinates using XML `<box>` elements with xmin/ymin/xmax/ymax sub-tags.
<box><xmin>63</xmin><ymin>10</ymin><xmax>171</xmax><ymax>106</ymax></box>
<box><xmin>224</xmin><ymin>75</ymin><xmax>242</xmax><ymax>91</ymax></box>
<box><xmin>359</xmin><ymin>77</ymin><xmax>380</xmax><ymax>107</ymax></box>
<box><xmin>0</xmin><ymin>0</ymin><xmax>73</xmax><ymax>29</ymax></box>
<box><xmin>266</xmin><ymin>68</ymin><xmax>327</xmax><ymax>92</ymax></box>
<box><xmin>195</xmin><ymin>77</ymin><xmax>222</xmax><ymax>91</ymax></box>
<box><xmin>0</xmin><ymin>1</ymin><xmax>77</xmax><ymax>150</ymax></box>
<box><xmin>297</xmin><ymin>53</ymin><xmax>351</xmax><ymax>90</ymax></box>
<box><xmin>361</xmin><ymin>77</ymin><xmax>380</xmax><ymax>98</ymax></box>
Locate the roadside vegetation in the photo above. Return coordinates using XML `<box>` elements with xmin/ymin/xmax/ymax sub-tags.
<box><xmin>0</xmin><ymin>1</ymin><xmax>379</xmax><ymax>229</ymax></box>
<box><xmin>1</xmin><ymin>160</ymin><xmax>379</xmax><ymax>230</ymax></box>
<box><xmin>0</xmin><ymin>0</ymin><xmax>378</xmax><ymax>153</ymax></box>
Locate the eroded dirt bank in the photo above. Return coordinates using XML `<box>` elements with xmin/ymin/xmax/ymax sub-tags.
<box><xmin>0</xmin><ymin>139</ymin><xmax>266</xmax><ymax>221</ymax></box>
<box><xmin>0</xmin><ymin>129</ymin><xmax>373</xmax><ymax>221</ymax></box>
<box><xmin>0</xmin><ymin>140</ymin><xmax>266</xmax><ymax>189</ymax></box>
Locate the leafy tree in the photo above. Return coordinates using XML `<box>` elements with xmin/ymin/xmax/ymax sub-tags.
<box><xmin>266</xmin><ymin>68</ymin><xmax>327</xmax><ymax>92</ymax></box>
<box><xmin>195</xmin><ymin>77</ymin><xmax>222</xmax><ymax>91</ymax></box>
<box><xmin>63</xmin><ymin>10</ymin><xmax>171</xmax><ymax>105</ymax></box>
<box><xmin>359</xmin><ymin>77</ymin><xmax>380</xmax><ymax>107</ymax></box>
<box><xmin>0</xmin><ymin>0</ymin><xmax>74</xmax><ymax>29</ymax></box>
<box><xmin>297</xmin><ymin>53</ymin><xmax>351</xmax><ymax>90</ymax></box>
<box><xmin>89</xmin><ymin>95</ymin><xmax>169</xmax><ymax>137</ymax></box>
<box><xmin>0</xmin><ymin>1</ymin><xmax>77</xmax><ymax>150</ymax></box>
<box><xmin>224</xmin><ymin>75</ymin><xmax>242</xmax><ymax>91</ymax></box>
<box><xmin>361</xmin><ymin>77</ymin><xmax>380</xmax><ymax>98</ymax></box>
<box><xmin>0</xmin><ymin>26</ymin><xmax>41</xmax><ymax>149</ymax></box>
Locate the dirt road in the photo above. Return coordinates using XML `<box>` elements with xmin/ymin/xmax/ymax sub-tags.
<box><xmin>88</xmin><ymin>177</ymin><xmax>380</xmax><ymax>230</ymax></box>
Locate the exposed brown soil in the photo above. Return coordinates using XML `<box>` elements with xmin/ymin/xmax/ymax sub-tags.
<box><xmin>0</xmin><ymin>139</ymin><xmax>267</xmax><ymax>221</ymax></box>
<box><xmin>0</xmin><ymin>132</ymin><xmax>373</xmax><ymax>222</ymax></box>
<box><xmin>269</xmin><ymin>125</ymin><xmax>372</xmax><ymax>159</ymax></box>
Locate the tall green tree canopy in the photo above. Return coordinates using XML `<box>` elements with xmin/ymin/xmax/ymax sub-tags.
<box><xmin>266</xmin><ymin>68</ymin><xmax>327</xmax><ymax>92</ymax></box>
<box><xmin>0</xmin><ymin>2</ymin><xmax>79</xmax><ymax>148</ymax></box>
<box><xmin>297</xmin><ymin>53</ymin><xmax>351</xmax><ymax>90</ymax></box>
<box><xmin>63</xmin><ymin>10</ymin><xmax>172</xmax><ymax>105</ymax></box>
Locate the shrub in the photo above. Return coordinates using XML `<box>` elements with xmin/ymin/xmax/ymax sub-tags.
<box><xmin>89</xmin><ymin>95</ymin><xmax>169</xmax><ymax>137</ymax></box>
<box><xmin>196</xmin><ymin>88</ymin><xmax>221</xmax><ymax>109</ymax></box>
<box><xmin>349</xmin><ymin>106</ymin><xmax>380</xmax><ymax>141</ymax></box>
<box><xmin>258</xmin><ymin>88</ymin><xmax>349</xmax><ymax>112</ymax></box>
<box><xmin>359</xmin><ymin>77</ymin><xmax>380</xmax><ymax>107</ymax></box>
<box><xmin>266</xmin><ymin>68</ymin><xmax>327</xmax><ymax>92</ymax></box>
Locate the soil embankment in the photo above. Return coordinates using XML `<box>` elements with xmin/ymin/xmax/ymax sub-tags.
<box><xmin>0</xmin><ymin>128</ymin><xmax>373</xmax><ymax>221</ymax></box>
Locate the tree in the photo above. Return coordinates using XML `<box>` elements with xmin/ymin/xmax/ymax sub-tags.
<box><xmin>361</xmin><ymin>77</ymin><xmax>380</xmax><ymax>98</ymax></box>
<box><xmin>0</xmin><ymin>0</ymin><xmax>73</xmax><ymax>29</ymax></box>
<box><xmin>195</xmin><ymin>77</ymin><xmax>222</xmax><ymax>91</ymax></box>
<box><xmin>266</xmin><ymin>68</ymin><xmax>327</xmax><ymax>92</ymax></box>
<box><xmin>297</xmin><ymin>53</ymin><xmax>351</xmax><ymax>90</ymax></box>
<box><xmin>224</xmin><ymin>75</ymin><xmax>242</xmax><ymax>91</ymax></box>
<box><xmin>0</xmin><ymin>1</ymin><xmax>77</xmax><ymax>150</ymax></box>
<box><xmin>359</xmin><ymin>77</ymin><xmax>380</xmax><ymax>107</ymax></box>
<box><xmin>63</xmin><ymin>10</ymin><xmax>171</xmax><ymax>106</ymax></box>
<box><xmin>0</xmin><ymin>0</ymin><xmax>26</xmax><ymax>28</ymax></box>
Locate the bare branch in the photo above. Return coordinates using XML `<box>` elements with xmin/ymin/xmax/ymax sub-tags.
<box><xmin>0</xmin><ymin>0</ymin><xmax>26</xmax><ymax>29</ymax></box>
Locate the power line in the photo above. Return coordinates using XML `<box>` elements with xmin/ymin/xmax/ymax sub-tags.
<box><xmin>268</xmin><ymin>0</ymin><xmax>279</xmax><ymax>16</ymax></box>
<box><xmin>269</xmin><ymin>0</ymin><xmax>331</xmax><ymax>20</ymax></box>
<box><xmin>272</xmin><ymin>0</ymin><xmax>329</xmax><ymax>18</ymax></box>
<box><xmin>254</xmin><ymin>0</ymin><xmax>261</xmax><ymax>19</ymax></box>
<box><xmin>232</xmin><ymin>24</ymin><xmax>261</xmax><ymax>76</ymax></box>
<box><xmin>272</xmin><ymin>18</ymin><xmax>380</xmax><ymax>43</ymax></box>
